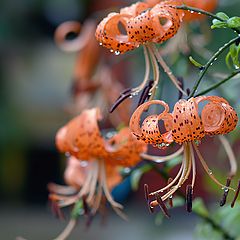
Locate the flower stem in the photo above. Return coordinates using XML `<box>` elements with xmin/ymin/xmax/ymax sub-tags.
<box><xmin>176</xmin><ymin>5</ymin><xmax>240</xmax><ymax>34</ymax></box>
<box><xmin>195</xmin><ymin>70</ymin><xmax>240</xmax><ymax>96</ymax></box>
<box><xmin>189</xmin><ymin>36</ymin><xmax>240</xmax><ymax>98</ymax></box>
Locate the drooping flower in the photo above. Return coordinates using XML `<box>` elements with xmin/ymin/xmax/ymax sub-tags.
<box><xmin>96</xmin><ymin>0</ymin><xmax>187</xmax><ymax>112</ymax></box>
<box><xmin>50</xmin><ymin>108</ymin><xmax>147</xmax><ymax>219</ymax></box>
<box><xmin>54</xmin><ymin>20</ymin><xmax>131</xmax><ymax>126</ymax></box>
<box><xmin>130</xmin><ymin>96</ymin><xmax>239</xmax><ymax>216</ymax></box>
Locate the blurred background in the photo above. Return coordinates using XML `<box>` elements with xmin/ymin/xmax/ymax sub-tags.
<box><xmin>0</xmin><ymin>0</ymin><xmax>240</xmax><ymax>239</ymax></box>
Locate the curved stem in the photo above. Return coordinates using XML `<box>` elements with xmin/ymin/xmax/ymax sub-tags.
<box><xmin>54</xmin><ymin>218</ymin><xmax>77</xmax><ymax>240</ymax></box>
<box><xmin>176</xmin><ymin>5</ymin><xmax>240</xmax><ymax>34</ymax></box>
<box><xmin>195</xmin><ymin>70</ymin><xmax>240</xmax><ymax>96</ymax></box>
<box><xmin>189</xmin><ymin>35</ymin><xmax>240</xmax><ymax>98</ymax></box>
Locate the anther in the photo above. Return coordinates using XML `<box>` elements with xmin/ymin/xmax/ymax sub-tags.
<box><xmin>167</xmin><ymin>178</ymin><xmax>173</xmax><ymax>207</ymax></box>
<box><xmin>138</xmin><ymin>80</ymin><xmax>154</xmax><ymax>106</ymax></box>
<box><xmin>109</xmin><ymin>91</ymin><xmax>131</xmax><ymax>113</ymax></box>
<box><xmin>155</xmin><ymin>193</ymin><xmax>170</xmax><ymax>218</ymax></box>
<box><xmin>144</xmin><ymin>184</ymin><xmax>154</xmax><ymax>213</ymax></box>
<box><xmin>231</xmin><ymin>180</ymin><xmax>240</xmax><ymax>208</ymax></box>
<box><xmin>177</xmin><ymin>77</ymin><xmax>184</xmax><ymax>100</ymax></box>
<box><xmin>186</xmin><ymin>88</ymin><xmax>191</xmax><ymax>96</ymax></box>
<box><xmin>50</xmin><ymin>200</ymin><xmax>65</xmax><ymax>220</ymax></box>
<box><xmin>186</xmin><ymin>185</ymin><xmax>193</xmax><ymax>213</ymax></box>
<box><xmin>220</xmin><ymin>177</ymin><xmax>231</xmax><ymax>207</ymax></box>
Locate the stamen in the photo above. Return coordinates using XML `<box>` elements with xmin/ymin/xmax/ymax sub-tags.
<box><xmin>167</xmin><ymin>178</ymin><xmax>173</xmax><ymax>208</ymax></box>
<box><xmin>231</xmin><ymin>180</ymin><xmax>240</xmax><ymax>208</ymax></box>
<box><xmin>137</xmin><ymin>80</ymin><xmax>154</xmax><ymax>106</ymax></box>
<box><xmin>51</xmin><ymin>200</ymin><xmax>65</xmax><ymax>220</ymax></box>
<box><xmin>193</xmin><ymin>143</ymin><xmax>235</xmax><ymax>192</ymax></box>
<box><xmin>141</xmin><ymin>146</ymin><xmax>184</xmax><ymax>163</ymax></box>
<box><xmin>144</xmin><ymin>184</ymin><xmax>154</xmax><ymax>213</ymax></box>
<box><xmin>54</xmin><ymin>218</ymin><xmax>77</xmax><ymax>240</ymax></box>
<box><xmin>220</xmin><ymin>178</ymin><xmax>232</xmax><ymax>207</ymax></box>
<box><xmin>218</xmin><ymin>135</ymin><xmax>237</xmax><ymax>177</ymax></box>
<box><xmin>186</xmin><ymin>185</ymin><xmax>193</xmax><ymax>213</ymax></box>
<box><xmin>155</xmin><ymin>193</ymin><xmax>170</xmax><ymax>218</ymax></box>
<box><xmin>186</xmin><ymin>88</ymin><xmax>191</xmax><ymax>96</ymax></box>
<box><xmin>177</xmin><ymin>77</ymin><xmax>184</xmax><ymax>100</ymax></box>
<box><xmin>82</xmin><ymin>195</ymin><xmax>90</xmax><ymax>215</ymax></box>
<box><xmin>149</xmin><ymin>43</ymin><xmax>187</xmax><ymax>96</ymax></box>
<box><xmin>109</xmin><ymin>91</ymin><xmax>131</xmax><ymax>113</ymax></box>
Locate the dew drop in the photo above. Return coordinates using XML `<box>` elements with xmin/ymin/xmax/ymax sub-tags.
<box><xmin>99</xmin><ymin>42</ymin><xmax>103</xmax><ymax>46</ymax></box>
<box><xmin>80</xmin><ymin>161</ymin><xmax>88</xmax><ymax>167</ymax></box>
<box><xmin>208</xmin><ymin>169</ymin><xmax>213</xmax><ymax>175</ymax></box>
<box><xmin>190</xmin><ymin>11</ymin><xmax>194</xmax><ymax>13</ymax></box>
<box><xmin>110</xmin><ymin>49</ymin><xmax>114</xmax><ymax>53</ymax></box>
<box><xmin>114</xmin><ymin>51</ymin><xmax>120</xmax><ymax>56</ymax></box>
<box><xmin>129</xmin><ymin>95</ymin><xmax>133</xmax><ymax>98</ymax></box>
<box><xmin>198</xmin><ymin>12</ymin><xmax>201</xmax><ymax>15</ymax></box>
<box><xmin>169</xmin><ymin>195</ymin><xmax>173</xmax><ymax>199</ymax></box>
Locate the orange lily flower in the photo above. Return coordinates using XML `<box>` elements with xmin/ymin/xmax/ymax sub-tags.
<box><xmin>54</xmin><ymin>20</ymin><xmax>131</xmax><ymax>126</ymax></box>
<box><xmin>50</xmin><ymin>108</ymin><xmax>147</xmax><ymax>218</ymax></box>
<box><xmin>96</xmin><ymin>0</ymin><xmax>187</xmax><ymax>111</ymax></box>
<box><xmin>130</xmin><ymin>96</ymin><xmax>239</xmax><ymax>215</ymax></box>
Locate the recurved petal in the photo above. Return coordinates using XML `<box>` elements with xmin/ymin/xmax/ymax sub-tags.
<box><xmin>129</xmin><ymin>100</ymin><xmax>173</xmax><ymax>147</ymax></box>
<box><xmin>95</xmin><ymin>13</ymin><xmax>137</xmax><ymax>54</ymax></box>
<box><xmin>120</xmin><ymin>2</ymin><xmax>150</xmax><ymax>16</ymax></box>
<box><xmin>196</xmin><ymin>96</ymin><xmax>238</xmax><ymax>135</ymax></box>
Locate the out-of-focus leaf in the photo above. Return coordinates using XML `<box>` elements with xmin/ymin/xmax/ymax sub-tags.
<box><xmin>130</xmin><ymin>165</ymin><xmax>152</xmax><ymax>191</ymax></box>
<box><xmin>189</xmin><ymin>56</ymin><xmax>204</xmax><ymax>68</ymax></box>
<box><xmin>225</xmin><ymin>44</ymin><xmax>240</xmax><ymax>69</ymax></box>
<box><xmin>227</xmin><ymin>17</ymin><xmax>240</xmax><ymax>28</ymax></box>
<box><xmin>155</xmin><ymin>212</ymin><xmax>164</xmax><ymax>226</ymax></box>
<box><xmin>71</xmin><ymin>200</ymin><xmax>83</xmax><ymax>219</ymax></box>
<box><xmin>216</xmin><ymin>12</ymin><xmax>229</xmax><ymax>20</ymax></box>
<box><xmin>195</xmin><ymin>222</ymin><xmax>223</xmax><ymax>240</ymax></box>
<box><xmin>165</xmin><ymin>155</ymin><xmax>182</xmax><ymax>170</ymax></box>
<box><xmin>172</xmin><ymin>196</ymin><xmax>185</xmax><ymax>208</ymax></box>
<box><xmin>192</xmin><ymin>198</ymin><xmax>209</xmax><ymax>218</ymax></box>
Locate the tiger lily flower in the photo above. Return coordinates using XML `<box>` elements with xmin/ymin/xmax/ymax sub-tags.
<box><xmin>96</xmin><ymin>0</ymin><xmax>187</xmax><ymax>111</ymax></box>
<box><xmin>130</xmin><ymin>96</ymin><xmax>239</xmax><ymax>216</ymax></box>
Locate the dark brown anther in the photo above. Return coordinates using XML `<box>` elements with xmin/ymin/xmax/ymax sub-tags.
<box><xmin>177</xmin><ymin>77</ymin><xmax>184</xmax><ymax>100</ymax></box>
<box><xmin>186</xmin><ymin>185</ymin><xmax>193</xmax><ymax>213</ymax></box>
<box><xmin>138</xmin><ymin>80</ymin><xmax>154</xmax><ymax>106</ymax></box>
<box><xmin>186</xmin><ymin>88</ymin><xmax>191</xmax><ymax>96</ymax></box>
<box><xmin>167</xmin><ymin>178</ymin><xmax>173</xmax><ymax>208</ymax></box>
<box><xmin>109</xmin><ymin>92</ymin><xmax>131</xmax><ymax>113</ymax></box>
<box><xmin>51</xmin><ymin>200</ymin><xmax>65</xmax><ymax>220</ymax></box>
<box><xmin>144</xmin><ymin>184</ymin><xmax>154</xmax><ymax>213</ymax></box>
<box><xmin>220</xmin><ymin>177</ymin><xmax>232</xmax><ymax>207</ymax></box>
<box><xmin>144</xmin><ymin>184</ymin><xmax>149</xmax><ymax>202</ymax></box>
<box><xmin>231</xmin><ymin>180</ymin><xmax>240</xmax><ymax>208</ymax></box>
<box><xmin>82</xmin><ymin>195</ymin><xmax>90</xmax><ymax>215</ymax></box>
<box><xmin>155</xmin><ymin>193</ymin><xmax>170</xmax><ymax>218</ymax></box>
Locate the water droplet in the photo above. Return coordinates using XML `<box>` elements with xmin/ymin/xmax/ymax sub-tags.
<box><xmin>214</xmin><ymin>58</ymin><xmax>217</xmax><ymax>61</ymax></box>
<box><xmin>148</xmin><ymin>92</ymin><xmax>152</xmax><ymax>96</ymax></box>
<box><xmin>123</xmin><ymin>167</ymin><xmax>131</xmax><ymax>174</ymax></box>
<box><xmin>190</xmin><ymin>10</ymin><xmax>194</xmax><ymax>13</ymax></box>
<box><xmin>224</xmin><ymin>188</ymin><xmax>229</xmax><ymax>193</ymax></box>
<box><xmin>80</xmin><ymin>161</ymin><xmax>88</xmax><ymax>167</ymax></box>
<box><xmin>210</xmin><ymin>62</ymin><xmax>213</xmax><ymax>66</ymax></box>
<box><xmin>198</xmin><ymin>12</ymin><xmax>201</xmax><ymax>15</ymax></box>
<box><xmin>110</xmin><ymin>49</ymin><xmax>114</xmax><ymax>53</ymax></box>
<box><xmin>208</xmin><ymin>170</ymin><xmax>213</xmax><ymax>175</ymax></box>
<box><xmin>169</xmin><ymin>195</ymin><xmax>173</xmax><ymax>199</ymax></box>
<box><xmin>114</xmin><ymin>51</ymin><xmax>120</xmax><ymax>56</ymax></box>
<box><xmin>160</xmin><ymin>190</ymin><xmax>164</xmax><ymax>193</ymax></box>
<box><xmin>129</xmin><ymin>95</ymin><xmax>133</xmax><ymax>98</ymax></box>
<box><xmin>99</xmin><ymin>42</ymin><xmax>103</xmax><ymax>46</ymax></box>
<box><xmin>65</xmin><ymin>152</ymin><xmax>70</xmax><ymax>158</ymax></box>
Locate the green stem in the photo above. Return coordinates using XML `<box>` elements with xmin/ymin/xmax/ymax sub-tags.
<box><xmin>195</xmin><ymin>70</ymin><xmax>240</xmax><ymax>96</ymax></box>
<box><xmin>176</xmin><ymin>5</ymin><xmax>240</xmax><ymax>34</ymax></box>
<box><xmin>189</xmin><ymin>36</ymin><xmax>240</xmax><ymax>98</ymax></box>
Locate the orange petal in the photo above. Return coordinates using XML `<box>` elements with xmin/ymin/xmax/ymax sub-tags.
<box><xmin>171</xmin><ymin>98</ymin><xmax>205</xmax><ymax>143</ymax></box>
<box><xmin>129</xmin><ymin>100</ymin><xmax>173</xmax><ymax>147</ymax></box>
<box><xmin>183</xmin><ymin>0</ymin><xmax>218</xmax><ymax>22</ymax></box>
<box><xmin>196</xmin><ymin>96</ymin><xmax>238</xmax><ymax>135</ymax></box>
<box><xmin>120</xmin><ymin>2</ymin><xmax>150</xmax><ymax>16</ymax></box>
<box><xmin>64</xmin><ymin>156</ymin><xmax>87</xmax><ymax>189</ymax></box>
<box><xmin>95</xmin><ymin>13</ymin><xmax>137</xmax><ymax>54</ymax></box>
<box><xmin>106</xmin><ymin>128</ymin><xmax>147</xmax><ymax>167</ymax></box>
<box><xmin>105</xmin><ymin>165</ymin><xmax>122</xmax><ymax>190</ymax></box>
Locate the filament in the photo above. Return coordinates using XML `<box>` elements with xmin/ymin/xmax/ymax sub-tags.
<box><xmin>54</xmin><ymin>218</ymin><xmax>77</xmax><ymax>240</ymax></box>
<box><xmin>190</xmin><ymin>143</ymin><xmax>196</xmax><ymax>188</ymax></box>
<box><xmin>149</xmin><ymin>43</ymin><xmax>187</xmax><ymax>96</ymax></box>
<box><xmin>193</xmin><ymin>143</ymin><xmax>235</xmax><ymax>192</ymax></box>
<box><xmin>141</xmin><ymin>146</ymin><xmax>184</xmax><ymax>163</ymax></box>
<box><xmin>218</xmin><ymin>135</ymin><xmax>237</xmax><ymax>177</ymax></box>
<box><xmin>132</xmin><ymin>46</ymin><xmax>151</xmax><ymax>93</ymax></box>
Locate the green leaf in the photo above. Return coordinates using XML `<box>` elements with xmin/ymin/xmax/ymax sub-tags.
<box><xmin>192</xmin><ymin>198</ymin><xmax>209</xmax><ymax>218</ymax></box>
<box><xmin>227</xmin><ymin>17</ymin><xmax>240</xmax><ymax>28</ymax></box>
<box><xmin>130</xmin><ymin>165</ymin><xmax>151</xmax><ymax>191</ymax></box>
<box><xmin>71</xmin><ymin>200</ymin><xmax>83</xmax><ymax>219</ymax></box>
<box><xmin>211</xmin><ymin>19</ymin><xmax>228</xmax><ymax>29</ymax></box>
<box><xmin>216</xmin><ymin>12</ymin><xmax>229</xmax><ymax>20</ymax></box>
<box><xmin>165</xmin><ymin>155</ymin><xmax>182</xmax><ymax>170</ymax></box>
<box><xmin>189</xmin><ymin>56</ymin><xmax>204</xmax><ymax>68</ymax></box>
